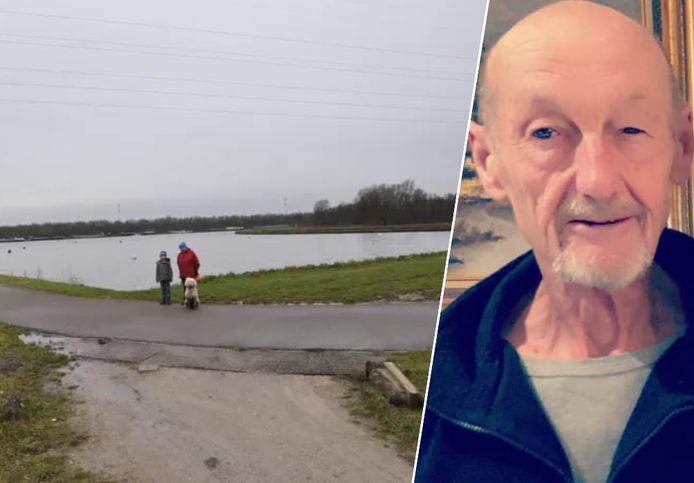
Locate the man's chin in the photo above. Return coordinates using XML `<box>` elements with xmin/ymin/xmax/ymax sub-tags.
<box><xmin>551</xmin><ymin>247</ymin><xmax>652</xmax><ymax>291</ymax></box>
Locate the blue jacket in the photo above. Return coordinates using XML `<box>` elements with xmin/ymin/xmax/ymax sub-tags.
<box><xmin>415</xmin><ymin>228</ymin><xmax>694</xmax><ymax>483</ymax></box>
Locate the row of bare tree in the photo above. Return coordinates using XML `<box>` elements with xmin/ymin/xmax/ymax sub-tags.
<box><xmin>313</xmin><ymin>180</ymin><xmax>454</xmax><ymax>226</ymax></box>
<box><xmin>0</xmin><ymin>180</ymin><xmax>453</xmax><ymax>239</ymax></box>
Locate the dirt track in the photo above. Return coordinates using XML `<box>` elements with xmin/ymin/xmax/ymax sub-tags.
<box><xmin>63</xmin><ymin>360</ymin><xmax>413</xmax><ymax>483</ymax></box>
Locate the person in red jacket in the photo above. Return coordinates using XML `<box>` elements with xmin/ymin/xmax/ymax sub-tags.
<box><xmin>176</xmin><ymin>241</ymin><xmax>200</xmax><ymax>302</ymax></box>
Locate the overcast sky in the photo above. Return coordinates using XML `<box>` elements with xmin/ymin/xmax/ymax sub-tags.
<box><xmin>0</xmin><ymin>0</ymin><xmax>487</xmax><ymax>224</ymax></box>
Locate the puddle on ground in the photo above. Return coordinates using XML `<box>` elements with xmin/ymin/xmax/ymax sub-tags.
<box><xmin>20</xmin><ymin>332</ymin><xmax>69</xmax><ymax>350</ymax></box>
<box><xmin>20</xmin><ymin>332</ymin><xmax>78</xmax><ymax>359</ymax></box>
<box><xmin>19</xmin><ymin>332</ymin><xmax>139</xmax><ymax>403</ymax></box>
<box><xmin>20</xmin><ymin>332</ymin><xmax>88</xmax><ymax>359</ymax></box>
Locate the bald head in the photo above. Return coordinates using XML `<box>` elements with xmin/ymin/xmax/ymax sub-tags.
<box><xmin>478</xmin><ymin>0</ymin><xmax>680</xmax><ymax>129</ymax></box>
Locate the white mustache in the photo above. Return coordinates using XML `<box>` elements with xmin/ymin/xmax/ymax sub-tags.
<box><xmin>557</xmin><ymin>196</ymin><xmax>641</xmax><ymax>223</ymax></box>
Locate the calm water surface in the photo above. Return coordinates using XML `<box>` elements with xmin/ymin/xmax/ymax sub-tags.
<box><xmin>0</xmin><ymin>231</ymin><xmax>449</xmax><ymax>290</ymax></box>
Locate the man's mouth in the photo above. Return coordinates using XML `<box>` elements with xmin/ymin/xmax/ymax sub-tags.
<box><xmin>569</xmin><ymin>217</ymin><xmax>630</xmax><ymax>227</ymax></box>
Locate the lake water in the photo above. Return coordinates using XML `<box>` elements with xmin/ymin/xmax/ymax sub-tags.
<box><xmin>0</xmin><ymin>231</ymin><xmax>449</xmax><ymax>290</ymax></box>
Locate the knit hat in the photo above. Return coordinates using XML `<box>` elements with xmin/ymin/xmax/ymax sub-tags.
<box><xmin>179</xmin><ymin>241</ymin><xmax>187</xmax><ymax>249</ymax></box>
<box><xmin>160</xmin><ymin>250</ymin><xmax>167</xmax><ymax>257</ymax></box>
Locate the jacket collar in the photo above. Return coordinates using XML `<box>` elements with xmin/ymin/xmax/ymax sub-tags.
<box><xmin>427</xmin><ymin>228</ymin><xmax>694</xmax><ymax>478</ymax></box>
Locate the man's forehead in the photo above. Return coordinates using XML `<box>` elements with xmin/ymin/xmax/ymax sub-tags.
<box><xmin>509</xmin><ymin>91</ymin><xmax>661</xmax><ymax>118</ymax></box>
<box><xmin>522</xmin><ymin>91</ymin><xmax>653</xmax><ymax>107</ymax></box>
<box><xmin>480</xmin><ymin>1</ymin><xmax>675</xmax><ymax>124</ymax></box>
<box><xmin>484</xmin><ymin>49</ymin><xmax>673</xmax><ymax>120</ymax></box>
<box><xmin>489</xmin><ymin>32</ymin><xmax>666</xmax><ymax>84</ymax></box>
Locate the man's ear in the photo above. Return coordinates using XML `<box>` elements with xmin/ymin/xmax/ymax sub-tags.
<box><xmin>468</xmin><ymin>121</ymin><xmax>508</xmax><ymax>201</ymax></box>
<box><xmin>671</xmin><ymin>104</ymin><xmax>694</xmax><ymax>184</ymax></box>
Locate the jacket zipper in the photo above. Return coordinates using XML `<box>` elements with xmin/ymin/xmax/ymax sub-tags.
<box><xmin>447</xmin><ymin>417</ymin><xmax>573</xmax><ymax>483</ymax></box>
<box><xmin>606</xmin><ymin>404</ymin><xmax>694</xmax><ymax>483</ymax></box>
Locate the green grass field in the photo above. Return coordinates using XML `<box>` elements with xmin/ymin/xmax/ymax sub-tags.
<box><xmin>345</xmin><ymin>351</ymin><xmax>432</xmax><ymax>461</ymax></box>
<box><xmin>0</xmin><ymin>322</ymin><xmax>104</xmax><ymax>482</ymax></box>
<box><xmin>0</xmin><ymin>252</ymin><xmax>447</xmax><ymax>304</ymax></box>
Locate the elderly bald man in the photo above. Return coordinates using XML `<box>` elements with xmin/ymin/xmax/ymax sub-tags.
<box><xmin>416</xmin><ymin>2</ymin><xmax>694</xmax><ymax>483</ymax></box>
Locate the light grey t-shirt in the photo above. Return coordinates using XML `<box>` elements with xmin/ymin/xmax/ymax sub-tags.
<box><xmin>520</xmin><ymin>331</ymin><xmax>683</xmax><ymax>483</ymax></box>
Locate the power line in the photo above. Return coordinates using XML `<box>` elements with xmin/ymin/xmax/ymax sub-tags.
<box><xmin>0</xmin><ymin>8</ymin><xmax>471</xmax><ymax>60</ymax></box>
<box><xmin>0</xmin><ymin>66</ymin><xmax>465</xmax><ymax>100</ymax></box>
<box><xmin>0</xmin><ymin>97</ymin><xmax>466</xmax><ymax>124</ymax></box>
<box><xmin>0</xmin><ymin>80</ymin><xmax>467</xmax><ymax>112</ymax></box>
<box><xmin>0</xmin><ymin>97</ymin><xmax>91</xmax><ymax>107</ymax></box>
<box><xmin>0</xmin><ymin>39</ymin><xmax>469</xmax><ymax>82</ymax></box>
<box><xmin>0</xmin><ymin>32</ymin><xmax>469</xmax><ymax>77</ymax></box>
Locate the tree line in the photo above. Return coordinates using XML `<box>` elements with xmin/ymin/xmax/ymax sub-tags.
<box><xmin>313</xmin><ymin>180</ymin><xmax>455</xmax><ymax>226</ymax></box>
<box><xmin>0</xmin><ymin>180</ymin><xmax>454</xmax><ymax>239</ymax></box>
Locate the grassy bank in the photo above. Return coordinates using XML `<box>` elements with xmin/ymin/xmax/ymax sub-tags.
<box><xmin>0</xmin><ymin>322</ymin><xmax>102</xmax><ymax>482</ymax></box>
<box><xmin>236</xmin><ymin>223</ymin><xmax>451</xmax><ymax>235</ymax></box>
<box><xmin>0</xmin><ymin>252</ymin><xmax>447</xmax><ymax>304</ymax></box>
<box><xmin>345</xmin><ymin>351</ymin><xmax>431</xmax><ymax>461</ymax></box>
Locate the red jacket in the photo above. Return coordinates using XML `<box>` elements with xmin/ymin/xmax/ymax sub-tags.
<box><xmin>177</xmin><ymin>248</ymin><xmax>200</xmax><ymax>279</ymax></box>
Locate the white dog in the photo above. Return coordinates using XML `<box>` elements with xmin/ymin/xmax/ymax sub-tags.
<box><xmin>183</xmin><ymin>277</ymin><xmax>200</xmax><ymax>309</ymax></box>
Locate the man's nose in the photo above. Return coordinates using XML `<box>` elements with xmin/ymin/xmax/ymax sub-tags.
<box><xmin>573</xmin><ymin>135</ymin><xmax>622</xmax><ymax>200</ymax></box>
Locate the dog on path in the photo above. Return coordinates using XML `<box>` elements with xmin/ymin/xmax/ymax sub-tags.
<box><xmin>183</xmin><ymin>277</ymin><xmax>200</xmax><ymax>309</ymax></box>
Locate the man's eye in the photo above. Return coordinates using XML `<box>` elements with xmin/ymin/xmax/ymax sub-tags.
<box><xmin>531</xmin><ymin>127</ymin><xmax>555</xmax><ymax>140</ymax></box>
<box><xmin>622</xmin><ymin>126</ymin><xmax>644</xmax><ymax>135</ymax></box>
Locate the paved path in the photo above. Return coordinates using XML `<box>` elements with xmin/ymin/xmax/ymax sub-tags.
<box><xmin>0</xmin><ymin>285</ymin><xmax>439</xmax><ymax>350</ymax></box>
<box><xmin>65</xmin><ymin>361</ymin><xmax>414</xmax><ymax>482</ymax></box>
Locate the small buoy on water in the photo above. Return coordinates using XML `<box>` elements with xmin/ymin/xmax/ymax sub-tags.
<box><xmin>7</xmin><ymin>249</ymin><xmax>11</xmax><ymax>254</ymax></box>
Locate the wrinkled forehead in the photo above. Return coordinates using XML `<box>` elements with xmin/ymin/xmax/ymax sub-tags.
<box><xmin>481</xmin><ymin>8</ymin><xmax>675</xmax><ymax>125</ymax></box>
<box><xmin>483</xmin><ymin>17</ymin><xmax>676</xmax><ymax>127</ymax></box>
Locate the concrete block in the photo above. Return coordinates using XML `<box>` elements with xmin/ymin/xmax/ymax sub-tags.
<box><xmin>365</xmin><ymin>360</ymin><xmax>423</xmax><ymax>409</ymax></box>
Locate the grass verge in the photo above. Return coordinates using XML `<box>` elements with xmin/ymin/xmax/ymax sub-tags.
<box><xmin>236</xmin><ymin>223</ymin><xmax>451</xmax><ymax>235</ymax></box>
<box><xmin>0</xmin><ymin>322</ymin><xmax>103</xmax><ymax>482</ymax></box>
<box><xmin>0</xmin><ymin>252</ymin><xmax>447</xmax><ymax>304</ymax></box>
<box><xmin>344</xmin><ymin>350</ymin><xmax>431</xmax><ymax>461</ymax></box>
